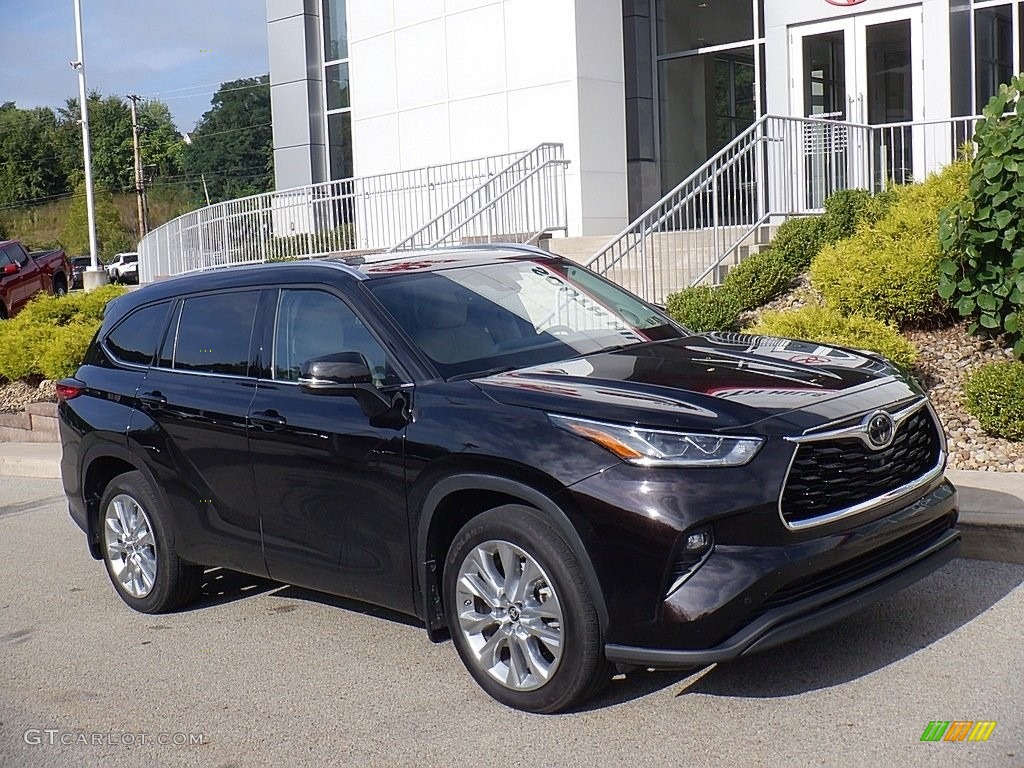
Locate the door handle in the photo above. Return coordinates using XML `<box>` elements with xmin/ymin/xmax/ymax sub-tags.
<box><xmin>138</xmin><ymin>391</ymin><xmax>167</xmax><ymax>409</ymax></box>
<box><xmin>249</xmin><ymin>409</ymin><xmax>287</xmax><ymax>429</ymax></box>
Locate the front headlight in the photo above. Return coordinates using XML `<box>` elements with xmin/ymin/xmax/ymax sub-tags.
<box><xmin>549</xmin><ymin>414</ymin><xmax>763</xmax><ymax>467</ymax></box>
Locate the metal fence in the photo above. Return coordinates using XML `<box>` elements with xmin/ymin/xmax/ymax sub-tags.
<box><xmin>586</xmin><ymin>114</ymin><xmax>983</xmax><ymax>304</ymax></box>
<box><xmin>138</xmin><ymin>144</ymin><xmax>568</xmax><ymax>282</ymax></box>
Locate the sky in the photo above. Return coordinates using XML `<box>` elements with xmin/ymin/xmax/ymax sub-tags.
<box><xmin>0</xmin><ymin>0</ymin><xmax>270</xmax><ymax>132</ymax></box>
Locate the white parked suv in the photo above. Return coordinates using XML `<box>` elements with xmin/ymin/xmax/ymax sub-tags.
<box><xmin>106</xmin><ymin>252</ymin><xmax>139</xmax><ymax>284</ymax></box>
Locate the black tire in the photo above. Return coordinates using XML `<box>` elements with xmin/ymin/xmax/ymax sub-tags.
<box><xmin>53</xmin><ymin>276</ymin><xmax>67</xmax><ymax>297</ymax></box>
<box><xmin>443</xmin><ymin>504</ymin><xmax>611</xmax><ymax>713</ymax></box>
<box><xmin>98</xmin><ymin>471</ymin><xmax>203</xmax><ymax>613</ymax></box>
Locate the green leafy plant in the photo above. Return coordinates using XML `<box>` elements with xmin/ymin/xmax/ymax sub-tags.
<box><xmin>665</xmin><ymin>285</ymin><xmax>742</xmax><ymax>332</ymax></box>
<box><xmin>811</xmin><ymin>160</ymin><xmax>970</xmax><ymax>326</ymax></box>
<box><xmin>963</xmin><ymin>361</ymin><xmax>1024</xmax><ymax>440</ymax></box>
<box><xmin>722</xmin><ymin>249</ymin><xmax>795</xmax><ymax>311</ymax></box>
<box><xmin>0</xmin><ymin>285</ymin><xmax>125</xmax><ymax>382</ymax></box>
<box><xmin>939</xmin><ymin>77</ymin><xmax>1024</xmax><ymax>356</ymax></box>
<box><xmin>768</xmin><ymin>215</ymin><xmax>823</xmax><ymax>274</ymax></box>
<box><xmin>743</xmin><ymin>305</ymin><xmax>918</xmax><ymax>371</ymax></box>
<box><xmin>818</xmin><ymin>188</ymin><xmax>873</xmax><ymax>245</ymax></box>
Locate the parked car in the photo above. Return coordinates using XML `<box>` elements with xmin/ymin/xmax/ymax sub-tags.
<box><xmin>0</xmin><ymin>240</ymin><xmax>69</xmax><ymax>318</ymax></box>
<box><xmin>106</xmin><ymin>252</ymin><xmax>139</xmax><ymax>284</ymax></box>
<box><xmin>57</xmin><ymin>246</ymin><xmax>959</xmax><ymax>713</ymax></box>
<box><xmin>69</xmin><ymin>255</ymin><xmax>93</xmax><ymax>289</ymax></box>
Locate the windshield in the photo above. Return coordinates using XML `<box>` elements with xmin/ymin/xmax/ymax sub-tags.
<box><xmin>368</xmin><ymin>259</ymin><xmax>683</xmax><ymax>379</ymax></box>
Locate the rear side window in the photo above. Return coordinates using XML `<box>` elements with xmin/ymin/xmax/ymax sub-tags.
<box><xmin>172</xmin><ymin>291</ymin><xmax>259</xmax><ymax>376</ymax></box>
<box><xmin>105</xmin><ymin>302</ymin><xmax>172</xmax><ymax>366</ymax></box>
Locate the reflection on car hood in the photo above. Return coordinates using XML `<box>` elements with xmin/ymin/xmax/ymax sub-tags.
<box><xmin>473</xmin><ymin>333</ymin><xmax>924</xmax><ymax>434</ymax></box>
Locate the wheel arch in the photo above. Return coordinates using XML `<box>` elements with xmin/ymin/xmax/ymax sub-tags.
<box><xmin>80</xmin><ymin>445</ymin><xmax>172</xmax><ymax>560</ymax></box>
<box><xmin>416</xmin><ymin>473</ymin><xmax>608</xmax><ymax>641</ymax></box>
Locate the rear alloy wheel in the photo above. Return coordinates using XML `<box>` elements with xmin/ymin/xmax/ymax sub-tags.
<box><xmin>444</xmin><ymin>505</ymin><xmax>610</xmax><ymax>713</ymax></box>
<box><xmin>99</xmin><ymin>471</ymin><xmax>202</xmax><ymax>613</ymax></box>
<box><xmin>53</xmin><ymin>278</ymin><xmax>67</xmax><ymax>297</ymax></box>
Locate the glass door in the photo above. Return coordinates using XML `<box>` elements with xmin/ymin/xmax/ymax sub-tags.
<box><xmin>790</xmin><ymin>7</ymin><xmax>923</xmax><ymax>207</ymax></box>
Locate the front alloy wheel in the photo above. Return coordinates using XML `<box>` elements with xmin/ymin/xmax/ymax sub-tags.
<box><xmin>454</xmin><ymin>540</ymin><xmax>564</xmax><ymax>691</ymax></box>
<box><xmin>444</xmin><ymin>505</ymin><xmax>610</xmax><ymax>713</ymax></box>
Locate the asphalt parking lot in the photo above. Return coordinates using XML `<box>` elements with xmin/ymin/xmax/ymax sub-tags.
<box><xmin>1</xmin><ymin>476</ymin><xmax>1021</xmax><ymax>768</ymax></box>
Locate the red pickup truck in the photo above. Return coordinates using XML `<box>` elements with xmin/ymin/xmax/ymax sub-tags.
<box><xmin>0</xmin><ymin>240</ymin><xmax>70</xmax><ymax>319</ymax></box>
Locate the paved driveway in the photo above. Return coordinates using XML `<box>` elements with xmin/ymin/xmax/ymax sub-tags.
<box><xmin>1</xmin><ymin>477</ymin><xmax>1021</xmax><ymax>767</ymax></box>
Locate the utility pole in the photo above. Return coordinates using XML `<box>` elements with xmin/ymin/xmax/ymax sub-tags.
<box><xmin>127</xmin><ymin>94</ymin><xmax>148</xmax><ymax>237</ymax></box>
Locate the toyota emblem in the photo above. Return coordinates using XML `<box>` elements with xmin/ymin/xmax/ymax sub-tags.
<box><xmin>864</xmin><ymin>411</ymin><xmax>896</xmax><ymax>450</ymax></box>
<box><xmin>825</xmin><ymin>0</ymin><xmax>867</xmax><ymax>5</ymax></box>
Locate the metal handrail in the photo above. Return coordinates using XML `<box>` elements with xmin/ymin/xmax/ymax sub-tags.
<box><xmin>388</xmin><ymin>143</ymin><xmax>564</xmax><ymax>251</ymax></box>
<box><xmin>586</xmin><ymin>113</ymin><xmax>984</xmax><ymax>303</ymax></box>
<box><xmin>137</xmin><ymin>144</ymin><xmax>569</xmax><ymax>282</ymax></box>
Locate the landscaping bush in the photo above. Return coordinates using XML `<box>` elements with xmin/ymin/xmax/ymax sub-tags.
<box><xmin>768</xmin><ymin>215</ymin><xmax>823</xmax><ymax>274</ymax></box>
<box><xmin>939</xmin><ymin>77</ymin><xmax>1024</xmax><ymax>357</ymax></box>
<box><xmin>743</xmin><ymin>305</ymin><xmax>918</xmax><ymax>371</ymax></box>
<box><xmin>665</xmin><ymin>285</ymin><xmax>742</xmax><ymax>332</ymax></box>
<box><xmin>722</xmin><ymin>249</ymin><xmax>794</xmax><ymax>311</ymax></box>
<box><xmin>810</xmin><ymin>159</ymin><xmax>971</xmax><ymax>326</ymax></box>
<box><xmin>0</xmin><ymin>285</ymin><xmax>125</xmax><ymax>382</ymax></box>
<box><xmin>963</xmin><ymin>361</ymin><xmax>1024</xmax><ymax>440</ymax></box>
<box><xmin>819</xmin><ymin>188</ymin><xmax>873</xmax><ymax>245</ymax></box>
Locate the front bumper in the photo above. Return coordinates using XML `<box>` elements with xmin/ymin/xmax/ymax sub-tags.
<box><xmin>605</xmin><ymin>521</ymin><xmax>960</xmax><ymax>667</ymax></box>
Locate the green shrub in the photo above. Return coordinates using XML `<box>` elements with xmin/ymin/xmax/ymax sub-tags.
<box><xmin>37</xmin><ymin>323</ymin><xmax>100</xmax><ymax>380</ymax></box>
<box><xmin>769</xmin><ymin>215</ymin><xmax>823</xmax><ymax>274</ymax></box>
<box><xmin>819</xmin><ymin>188</ymin><xmax>873</xmax><ymax>245</ymax></box>
<box><xmin>665</xmin><ymin>285</ymin><xmax>742</xmax><ymax>332</ymax></box>
<box><xmin>939</xmin><ymin>77</ymin><xmax>1024</xmax><ymax>357</ymax></box>
<box><xmin>0</xmin><ymin>285</ymin><xmax>125</xmax><ymax>382</ymax></box>
<box><xmin>743</xmin><ymin>305</ymin><xmax>918</xmax><ymax>371</ymax></box>
<box><xmin>963</xmin><ymin>361</ymin><xmax>1024</xmax><ymax>440</ymax></box>
<box><xmin>811</xmin><ymin>160</ymin><xmax>971</xmax><ymax>326</ymax></box>
<box><xmin>723</xmin><ymin>249</ymin><xmax>795</xmax><ymax>311</ymax></box>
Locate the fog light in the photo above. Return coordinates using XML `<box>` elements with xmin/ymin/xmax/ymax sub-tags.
<box><xmin>667</xmin><ymin>527</ymin><xmax>714</xmax><ymax>595</ymax></box>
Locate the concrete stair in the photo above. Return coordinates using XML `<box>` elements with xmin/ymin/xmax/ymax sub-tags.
<box><xmin>0</xmin><ymin>402</ymin><xmax>59</xmax><ymax>443</ymax></box>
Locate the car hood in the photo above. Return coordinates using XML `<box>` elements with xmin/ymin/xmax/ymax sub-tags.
<box><xmin>472</xmin><ymin>333</ymin><xmax>925</xmax><ymax>435</ymax></box>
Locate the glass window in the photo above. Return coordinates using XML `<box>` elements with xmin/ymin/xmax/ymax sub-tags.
<box><xmin>273</xmin><ymin>289</ymin><xmax>400</xmax><ymax>386</ymax></box>
<box><xmin>949</xmin><ymin>0</ymin><xmax>973</xmax><ymax>116</ymax></box>
<box><xmin>105</xmin><ymin>302</ymin><xmax>171</xmax><ymax>366</ymax></box>
<box><xmin>323</xmin><ymin>0</ymin><xmax>348</xmax><ymax>62</ymax></box>
<box><xmin>368</xmin><ymin>261</ymin><xmax>681</xmax><ymax>379</ymax></box>
<box><xmin>172</xmin><ymin>292</ymin><xmax>259</xmax><ymax>376</ymax></box>
<box><xmin>326</xmin><ymin>63</ymin><xmax>350</xmax><ymax>111</ymax></box>
<box><xmin>658</xmin><ymin>46</ymin><xmax>756</xmax><ymax>192</ymax></box>
<box><xmin>976</xmin><ymin>4</ymin><xmax>1014</xmax><ymax>113</ymax></box>
<box><xmin>328</xmin><ymin>112</ymin><xmax>353</xmax><ymax>180</ymax></box>
<box><xmin>802</xmin><ymin>32</ymin><xmax>847</xmax><ymax>119</ymax></box>
<box><xmin>657</xmin><ymin>0</ymin><xmax>755</xmax><ymax>54</ymax></box>
<box><xmin>0</xmin><ymin>250</ymin><xmax>13</xmax><ymax>268</ymax></box>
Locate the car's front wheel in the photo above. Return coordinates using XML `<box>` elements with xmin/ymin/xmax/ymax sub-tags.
<box><xmin>443</xmin><ymin>505</ymin><xmax>610</xmax><ymax>713</ymax></box>
<box><xmin>99</xmin><ymin>471</ymin><xmax>203</xmax><ymax>613</ymax></box>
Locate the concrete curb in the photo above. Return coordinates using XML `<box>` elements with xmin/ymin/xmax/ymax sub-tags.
<box><xmin>0</xmin><ymin>443</ymin><xmax>1020</xmax><ymax>563</ymax></box>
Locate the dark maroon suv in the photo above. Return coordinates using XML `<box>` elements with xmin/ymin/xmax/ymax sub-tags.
<box><xmin>58</xmin><ymin>245</ymin><xmax>959</xmax><ymax>712</ymax></box>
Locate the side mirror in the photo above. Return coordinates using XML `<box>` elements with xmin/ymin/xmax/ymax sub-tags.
<box><xmin>299</xmin><ymin>352</ymin><xmax>373</xmax><ymax>391</ymax></box>
<box><xmin>2</xmin><ymin>264</ymin><xmax>18</xmax><ymax>275</ymax></box>
<box><xmin>298</xmin><ymin>352</ymin><xmax>393</xmax><ymax>419</ymax></box>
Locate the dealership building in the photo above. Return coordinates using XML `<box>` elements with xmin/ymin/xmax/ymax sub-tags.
<box><xmin>266</xmin><ymin>0</ymin><xmax>1021</xmax><ymax>238</ymax></box>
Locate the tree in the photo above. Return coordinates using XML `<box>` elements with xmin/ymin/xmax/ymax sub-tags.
<box><xmin>60</xmin><ymin>182</ymin><xmax>133</xmax><ymax>259</ymax></box>
<box><xmin>54</xmin><ymin>93</ymin><xmax>182</xmax><ymax>193</ymax></box>
<box><xmin>181</xmin><ymin>75</ymin><xmax>273</xmax><ymax>204</ymax></box>
<box><xmin>0</xmin><ymin>104</ymin><xmax>66</xmax><ymax>206</ymax></box>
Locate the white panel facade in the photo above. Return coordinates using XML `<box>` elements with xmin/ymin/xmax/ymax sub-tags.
<box><xmin>347</xmin><ymin>0</ymin><xmax>629</xmax><ymax>237</ymax></box>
